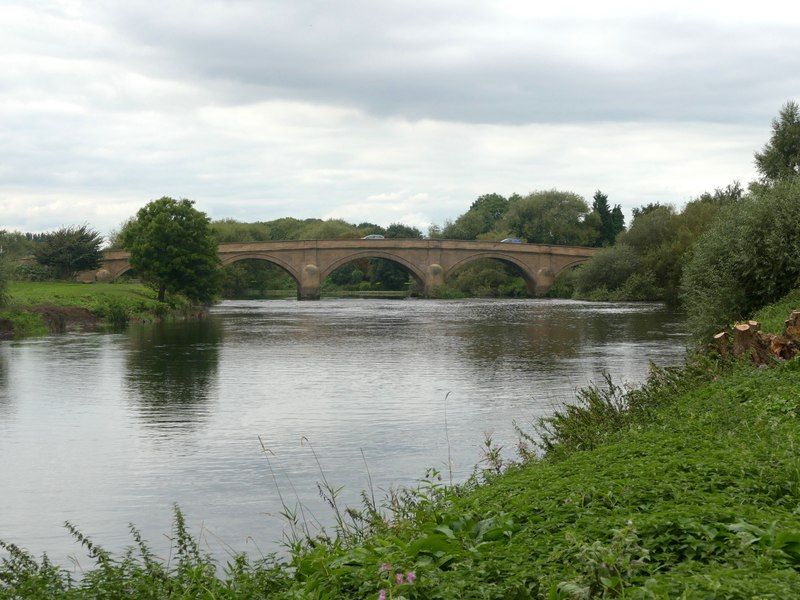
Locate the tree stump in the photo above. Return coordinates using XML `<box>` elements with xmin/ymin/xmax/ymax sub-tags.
<box><xmin>732</xmin><ymin>323</ymin><xmax>756</xmax><ymax>359</ymax></box>
<box><xmin>784</xmin><ymin>310</ymin><xmax>800</xmax><ymax>339</ymax></box>
<box><xmin>713</xmin><ymin>331</ymin><xmax>729</xmax><ymax>358</ymax></box>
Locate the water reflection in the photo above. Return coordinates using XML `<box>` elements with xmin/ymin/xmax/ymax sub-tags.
<box><xmin>125</xmin><ymin>318</ymin><xmax>222</xmax><ymax>431</ymax></box>
<box><xmin>0</xmin><ymin>348</ymin><xmax>9</xmax><ymax>419</ymax></box>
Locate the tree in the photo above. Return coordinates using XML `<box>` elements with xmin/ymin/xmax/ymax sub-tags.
<box><xmin>610</xmin><ymin>205</ymin><xmax>625</xmax><ymax>239</ymax></box>
<box><xmin>501</xmin><ymin>190</ymin><xmax>600</xmax><ymax>246</ymax></box>
<box><xmin>33</xmin><ymin>225</ymin><xmax>103</xmax><ymax>279</ymax></box>
<box><xmin>442</xmin><ymin>193</ymin><xmax>509</xmax><ymax>240</ymax></box>
<box><xmin>682</xmin><ymin>178</ymin><xmax>800</xmax><ymax>339</ymax></box>
<box><xmin>591</xmin><ymin>190</ymin><xmax>614</xmax><ymax>245</ymax></box>
<box><xmin>754</xmin><ymin>101</ymin><xmax>800</xmax><ymax>185</ymax></box>
<box><xmin>384</xmin><ymin>223</ymin><xmax>423</xmax><ymax>239</ymax></box>
<box><xmin>120</xmin><ymin>197</ymin><xmax>221</xmax><ymax>303</ymax></box>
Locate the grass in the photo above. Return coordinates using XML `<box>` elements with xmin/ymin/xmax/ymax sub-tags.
<box><xmin>753</xmin><ymin>287</ymin><xmax>800</xmax><ymax>333</ymax></box>
<box><xmin>0</xmin><ymin>282</ymin><xmax>192</xmax><ymax>337</ymax></box>
<box><xmin>3</xmin><ymin>297</ymin><xmax>800</xmax><ymax>598</ymax></box>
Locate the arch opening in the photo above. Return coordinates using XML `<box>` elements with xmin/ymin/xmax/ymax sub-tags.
<box><xmin>445</xmin><ymin>254</ymin><xmax>538</xmax><ymax>298</ymax></box>
<box><xmin>220</xmin><ymin>256</ymin><xmax>299</xmax><ymax>299</ymax></box>
<box><xmin>547</xmin><ymin>261</ymin><xmax>585</xmax><ymax>299</ymax></box>
<box><xmin>321</xmin><ymin>253</ymin><xmax>425</xmax><ymax>298</ymax></box>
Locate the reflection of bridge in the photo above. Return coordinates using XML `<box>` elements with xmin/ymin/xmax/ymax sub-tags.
<box><xmin>91</xmin><ymin>240</ymin><xmax>600</xmax><ymax>299</ymax></box>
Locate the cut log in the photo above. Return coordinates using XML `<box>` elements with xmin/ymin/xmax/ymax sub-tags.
<box><xmin>748</xmin><ymin>320</ymin><xmax>761</xmax><ymax>332</ymax></box>
<box><xmin>713</xmin><ymin>331</ymin><xmax>729</xmax><ymax>359</ymax></box>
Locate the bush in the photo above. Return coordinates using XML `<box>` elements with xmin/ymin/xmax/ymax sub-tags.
<box><xmin>12</xmin><ymin>263</ymin><xmax>55</xmax><ymax>282</ymax></box>
<box><xmin>33</xmin><ymin>225</ymin><xmax>103</xmax><ymax>279</ymax></box>
<box><xmin>0</xmin><ymin>256</ymin><xmax>8</xmax><ymax>307</ymax></box>
<box><xmin>682</xmin><ymin>178</ymin><xmax>800</xmax><ymax>339</ymax></box>
<box><xmin>574</xmin><ymin>244</ymin><xmax>640</xmax><ymax>296</ymax></box>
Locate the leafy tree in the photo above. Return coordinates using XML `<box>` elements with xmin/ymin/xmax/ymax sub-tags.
<box><xmin>574</xmin><ymin>245</ymin><xmax>641</xmax><ymax>296</ymax></box>
<box><xmin>631</xmin><ymin>203</ymin><xmax>663</xmax><ymax>220</ymax></box>
<box><xmin>501</xmin><ymin>190</ymin><xmax>600</xmax><ymax>246</ymax></box>
<box><xmin>592</xmin><ymin>191</ymin><xmax>615</xmax><ymax>245</ymax></box>
<box><xmin>384</xmin><ymin>223</ymin><xmax>423</xmax><ymax>239</ymax></box>
<box><xmin>610</xmin><ymin>205</ymin><xmax>625</xmax><ymax>239</ymax></box>
<box><xmin>120</xmin><ymin>197</ymin><xmax>221</xmax><ymax>303</ymax></box>
<box><xmin>443</xmin><ymin>193</ymin><xmax>509</xmax><ymax>240</ymax></box>
<box><xmin>754</xmin><ymin>101</ymin><xmax>800</xmax><ymax>185</ymax></box>
<box><xmin>33</xmin><ymin>225</ymin><xmax>103</xmax><ymax>279</ymax></box>
<box><xmin>682</xmin><ymin>178</ymin><xmax>800</xmax><ymax>338</ymax></box>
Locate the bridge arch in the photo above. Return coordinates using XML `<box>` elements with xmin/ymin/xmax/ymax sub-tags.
<box><xmin>219</xmin><ymin>252</ymin><xmax>301</xmax><ymax>285</ymax></box>
<box><xmin>320</xmin><ymin>251</ymin><xmax>427</xmax><ymax>286</ymax></box>
<box><xmin>444</xmin><ymin>252</ymin><xmax>539</xmax><ymax>294</ymax></box>
<box><xmin>552</xmin><ymin>258</ymin><xmax>590</xmax><ymax>279</ymax></box>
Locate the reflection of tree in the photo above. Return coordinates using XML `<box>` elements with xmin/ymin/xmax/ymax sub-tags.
<box><xmin>0</xmin><ymin>349</ymin><xmax>10</xmax><ymax>418</ymax></box>
<box><xmin>125</xmin><ymin>318</ymin><xmax>222</xmax><ymax>431</ymax></box>
<box><xmin>456</xmin><ymin>302</ymin><xmax>681</xmax><ymax>375</ymax></box>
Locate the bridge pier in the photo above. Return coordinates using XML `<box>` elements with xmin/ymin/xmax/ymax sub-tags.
<box><xmin>298</xmin><ymin>264</ymin><xmax>321</xmax><ymax>300</ymax></box>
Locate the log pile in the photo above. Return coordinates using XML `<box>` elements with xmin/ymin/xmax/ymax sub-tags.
<box><xmin>713</xmin><ymin>310</ymin><xmax>800</xmax><ymax>365</ymax></box>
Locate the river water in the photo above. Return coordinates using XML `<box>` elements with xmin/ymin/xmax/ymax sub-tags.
<box><xmin>0</xmin><ymin>298</ymin><xmax>685</xmax><ymax>563</ymax></box>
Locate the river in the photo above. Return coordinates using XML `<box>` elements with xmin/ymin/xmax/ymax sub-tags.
<box><xmin>0</xmin><ymin>298</ymin><xmax>685</xmax><ymax>563</ymax></box>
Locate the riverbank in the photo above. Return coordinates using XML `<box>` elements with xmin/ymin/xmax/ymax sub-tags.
<box><xmin>2</xmin><ymin>298</ymin><xmax>799</xmax><ymax>598</ymax></box>
<box><xmin>0</xmin><ymin>282</ymin><xmax>193</xmax><ymax>339</ymax></box>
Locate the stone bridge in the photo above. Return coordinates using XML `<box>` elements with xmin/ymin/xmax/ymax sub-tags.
<box><xmin>93</xmin><ymin>239</ymin><xmax>599</xmax><ymax>299</ymax></box>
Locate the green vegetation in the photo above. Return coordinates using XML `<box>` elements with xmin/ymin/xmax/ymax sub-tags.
<box><xmin>682</xmin><ymin>178</ymin><xmax>800</xmax><ymax>338</ymax></box>
<box><xmin>563</xmin><ymin>100</ymin><xmax>800</xmax><ymax>340</ymax></box>
<box><xmin>32</xmin><ymin>225</ymin><xmax>103</xmax><ymax>279</ymax></box>
<box><xmin>0</xmin><ymin>282</ymin><xmax>189</xmax><ymax>338</ymax></box>
<box><xmin>753</xmin><ymin>100</ymin><xmax>800</xmax><ymax>186</ymax></box>
<box><xmin>120</xmin><ymin>198</ymin><xmax>222</xmax><ymax>303</ymax></box>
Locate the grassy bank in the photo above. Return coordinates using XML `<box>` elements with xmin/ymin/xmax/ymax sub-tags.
<box><xmin>3</xmin><ymin>302</ymin><xmax>800</xmax><ymax>598</ymax></box>
<box><xmin>0</xmin><ymin>282</ymin><xmax>192</xmax><ymax>338</ymax></box>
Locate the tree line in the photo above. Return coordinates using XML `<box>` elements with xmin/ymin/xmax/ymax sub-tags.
<box><xmin>1</xmin><ymin>100</ymin><xmax>798</xmax><ymax>328</ymax></box>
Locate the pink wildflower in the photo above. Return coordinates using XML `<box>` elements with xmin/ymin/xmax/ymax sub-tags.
<box><xmin>378</xmin><ymin>589</ymin><xmax>387</xmax><ymax>600</ymax></box>
<box><xmin>406</xmin><ymin>570</ymin><xmax>416</xmax><ymax>584</ymax></box>
<box><xmin>379</xmin><ymin>563</ymin><xmax>391</xmax><ymax>573</ymax></box>
<box><xmin>395</xmin><ymin>572</ymin><xmax>404</xmax><ymax>585</ymax></box>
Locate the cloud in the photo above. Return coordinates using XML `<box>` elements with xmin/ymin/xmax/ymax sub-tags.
<box><xmin>0</xmin><ymin>1</ymin><xmax>795</xmax><ymax>233</ymax></box>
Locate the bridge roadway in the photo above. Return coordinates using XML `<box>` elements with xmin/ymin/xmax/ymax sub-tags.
<box><xmin>89</xmin><ymin>239</ymin><xmax>599</xmax><ymax>299</ymax></box>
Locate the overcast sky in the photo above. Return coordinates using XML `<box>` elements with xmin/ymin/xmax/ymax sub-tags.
<box><xmin>1</xmin><ymin>1</ymin><xmax>798</xmax><ymax>235</ymax></box>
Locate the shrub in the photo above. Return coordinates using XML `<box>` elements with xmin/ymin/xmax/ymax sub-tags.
<box><xmin>33</xmin><ymin>225</ymin><xmax>103</xmax><ymax>279</ymax></box>
<box><xmin>574</xmin><ymin>244</ymin><xmax>640</xmax><ymax>296</ymax></box>
<box><xmin>12</xmin><ymin>263</ymin><xmax>55</xmax><ymax>282</ymax></box>
<box><xmin>0</xmin><ymin>256</ymin><xmax>8</xmax><ymax>307</ymax></box>
<box><xmin>682</xmin><ymin>178</ymin><xmax>800</xmax><ymax>338</ymax></box>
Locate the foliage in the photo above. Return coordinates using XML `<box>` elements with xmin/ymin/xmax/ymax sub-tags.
<box><xmin>754</xmin><ymin>100</ymin><xmax>800</xmax><ymax>185</ymax></box>
<box><xmin>384</xmin><ymin>223</ymin><xmax>423</xmax><ymax>239</ymax></box>
<box><xmin>752</xmin><ymin>287</ymin><xmax>800</xmax><ymax>334</ymax></box>
<box><xmin>591</xmin><ymin>190</ymin><xmax>625</xmax><ymax>246</ymax></box>
<box><xmin>501</xmin><ymin>190</ymin><xmax>600</xmax><ymax>246</ymax></box>
<box><xmin>3</xmin><ymin>282</ymin><xmax>189</xmax><ymax>334</ymax></box>
<box><xmin>573</xmin><ymin>182</ymin><xmax>743</xmax><ymax>303</ymax></box>
<box><xmin>0</xmin><ymin>230</ymin><xmax>47</xmax><ymax>260</ymax></box>
<box><xmin>121</xmin><ymin>198</ymin><xmax>221</xmax><ymax>303</ymax></box>
<box><xmin>0</xmin><ymin>255</ymin><xmax>8</xmax><ymax>307</ymax></box>
<box><xmin>573</xmin><ymin>244</ymin><xmax>641</xmax><ymax>297</ymax></box>
<box><xmin>682</xmin><ymin>178</ymin><xmax>800</xmax><ymax>339</ymax></box>
<box><xmin>32</xmin><ymin>225</ymin><xmax>103</xmax><ymax>279</ymax></box>
<box><xmin>442</xmin><ymin>193</ymin><xmax>510</xmax><ymax>240</ymax></box>
<box><xmin>0</xmin><ymin>311</ymin><xmax>48</xmax><ymax>338</ymax></box>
